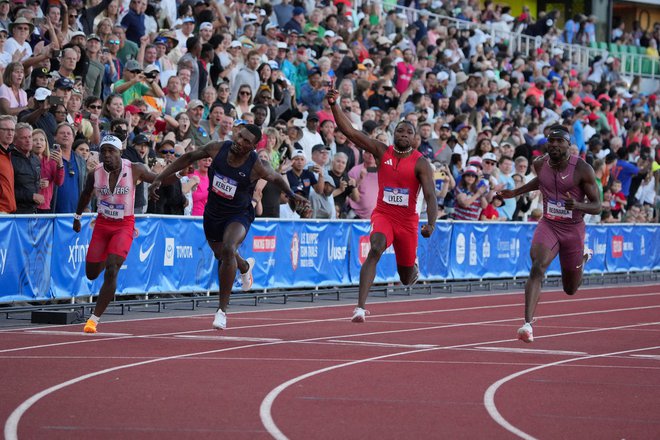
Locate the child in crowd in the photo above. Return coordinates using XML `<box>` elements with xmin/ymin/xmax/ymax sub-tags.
<box><xmin>609</xmin><ymin>180</ymin><xmax>626</xmax><ymax>219</ymax></box>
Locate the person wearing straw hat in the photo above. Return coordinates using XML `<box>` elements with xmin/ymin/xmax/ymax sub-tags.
<box><xmin>73</xmin><ymin>134</ymin><xmax>178</xmax><ymax>334</ymax></box>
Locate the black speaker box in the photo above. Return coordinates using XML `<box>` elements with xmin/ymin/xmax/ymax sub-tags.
<box><xmin>31</xmin><ymin>310</ymin><xmax>78</xmax><ymax>325</ymax></box>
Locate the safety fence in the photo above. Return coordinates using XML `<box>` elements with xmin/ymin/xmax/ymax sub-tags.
<box><xmin>1</xmin><ymin>215</ymin><xmax>658</xmax><ymax>303</ymax></box>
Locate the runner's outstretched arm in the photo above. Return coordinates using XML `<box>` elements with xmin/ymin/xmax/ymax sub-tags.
<box><xmin>149</xmin><ymin>141</ymin><xmax>223</xmax><ymax>199</ymax></box>
<box><xmin>326</xmin><ymin>89</ymin><xmax>387</xmax><ymax>160</ymax></box>
<box><xmin>252</xmin><ymin>158</ymin><xmax>309</xmax><ymax>207</ymax></box>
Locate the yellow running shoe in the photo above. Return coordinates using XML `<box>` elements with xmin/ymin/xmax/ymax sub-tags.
<box><xmin>83</xmin><ymin>319</ymin><xmax>97</xmax><ymax>334</ymax></box>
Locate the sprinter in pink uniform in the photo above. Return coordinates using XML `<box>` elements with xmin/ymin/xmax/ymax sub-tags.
<box><xmin>326</xmin><ymin>89</ymin><xmax>437</xmax><ymax>323</ymax></box>
<box><xmin>499</xmin><ymin>125</ymin><xmax>601</xmax><ymax>343</ymax></box>
<box><xmin>73</xmin><ymin>135</ymin><xmax>173</xmax><ymax>334</ymax></box>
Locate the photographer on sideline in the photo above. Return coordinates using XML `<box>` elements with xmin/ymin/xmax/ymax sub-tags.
<box><xmin>111</xmin><ymin>60</ymin><xmax>164</xmax><ymax>106</ymax></box>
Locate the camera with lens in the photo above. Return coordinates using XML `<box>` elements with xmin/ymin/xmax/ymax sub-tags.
<box><xmin>145</xmin><ymin>70</ymin><xmax>158</xmax><ymax>79</ymax></box>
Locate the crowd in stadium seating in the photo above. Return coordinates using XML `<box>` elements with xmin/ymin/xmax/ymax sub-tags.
<box><xmin>0</xmin><ymin>0</ymin><xmax>658</xmax><ymax>223</ymax></box>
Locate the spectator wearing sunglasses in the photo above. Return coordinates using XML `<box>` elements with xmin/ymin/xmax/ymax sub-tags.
<box><xmin>147</xmin><ymin>139</ymin><xmax>186</xmax><ymax>215</ymax></box>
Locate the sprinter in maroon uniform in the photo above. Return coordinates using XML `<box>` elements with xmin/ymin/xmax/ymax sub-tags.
<box><xmin>499</xmin><ymin>124</ymin><xmax>601</xmax><ymax>342</ymax></box>
<box><xmin>326</xmin><ymin>89</ymin><xmax>437</xmax><ymax>323</ymax></box>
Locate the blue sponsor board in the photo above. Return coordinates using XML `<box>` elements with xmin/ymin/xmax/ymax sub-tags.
<box><xmin>0</xmin><ymin>216</ymin><xmax>658</xmax><ymax>302</ymax></box>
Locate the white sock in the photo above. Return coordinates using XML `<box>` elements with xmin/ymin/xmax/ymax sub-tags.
<box><xmin>89</xmin><ymin>314</ymin><xmax>100</xmax><ymax>324</ymax></box>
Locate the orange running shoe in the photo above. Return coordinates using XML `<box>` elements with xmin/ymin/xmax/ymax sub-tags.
<box><xmin>83</xmin><ymin>319</ymin><xmax>97</xmax><ymax>334</ymax></box>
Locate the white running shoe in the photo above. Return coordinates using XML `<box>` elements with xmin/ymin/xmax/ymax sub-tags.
<box><xmin>351</xmin><ymin>307</ymin><xmax>369</xmax><ymax>323</ymax></box>
<box><xmin>517</xmin><ymin>322</ymin><xmax>534</xmax><ymax>343</ymax></box>
<box><xmin>213</xmin><ymin>309</ymin><xmax>227</xmax><ymax>330</ymax></box>
<box><xmin>241</xmin><ymin>257</ymin><xmax>255</xmax><ymax>291</ymax></box>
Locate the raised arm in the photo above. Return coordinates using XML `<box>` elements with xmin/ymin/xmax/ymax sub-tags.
<box><xmin>326</xmin><ymin>89</ymin><xmax>387</xmax><ymax>160</ymax></box>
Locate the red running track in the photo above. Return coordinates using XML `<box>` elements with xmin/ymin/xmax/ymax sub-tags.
<box><xmin>1</xmin><ymin>284</ymin><xmax>659</xmax><ymax>439</ymax></box>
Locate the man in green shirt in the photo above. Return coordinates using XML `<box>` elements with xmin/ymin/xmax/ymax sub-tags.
<box><xmin>112</xmin><ymin>60</ymin><xmax>164</xmax><ymax>105</ymax></box>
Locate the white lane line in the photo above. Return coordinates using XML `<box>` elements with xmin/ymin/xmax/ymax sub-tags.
<box><xmin>25</xmin><ymin>330</ymin><xmax>133</xmax><ymax>337</ymax></box>
<box><xmin>174</xmin><ymin>335</ymin><xmax>282</xmax><ymax>342</ymax></box>
<box><xmin>2</xmin><ymin>303</ymin><xmax>660</xmax><ymax>356</ymax></box>
<box><xmin>474</xmin><ymin>347</ymin><xmax>587</xmax><ymax>356</ymax></box>
<box><xmin>259</xmin><ymin>321</ymin><xmax>660</xmax><ymax>440</ymax></box>
<box><xmin>326</xmin><ymin>340</ymin><xmax>437</xmax><ymax>349</ymax></box>
<box><xmin>1</xmin><ymin>287</ymin><xmax>658</xmax><ymax>334</ymax></box>
<box><xmin>483</xmin><ymin>343</ymin><xmax>660</xmax><ymax>440</ymax></box>
<box><xmin>629</xmin><ymin>354</ymin><xmax>660</xmax><ymax>361</ymax></box>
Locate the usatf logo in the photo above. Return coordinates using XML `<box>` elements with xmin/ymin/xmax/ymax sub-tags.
<box><xmin>253</xmin><ymin>236</ymin><xmax>276</xmax><ymax>252</ymax></box>
<box><xmin>164</xmin><ymin>237</ymin><xmax>175</xmax><ymax>266</ymax></box>
<box><xmin>290</xmin><ymin>232</ymin><xmax>299</xmax><ymax>270</ymax></box>
<box><xmin>358</xmin><ymin>235</ymin><xmax>370</xmax><ymax>265</ymax></box>
<box><xmin>68</xmin><ymin>237</ymin><xmax>89</xmax><ymax>270</ymax></box>
<box><xmin>611</xmin><ymin>236</ymin><xmax>623</xmax><ymax>258</ymax></box>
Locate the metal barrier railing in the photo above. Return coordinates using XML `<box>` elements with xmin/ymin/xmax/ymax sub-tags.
<box><xmin>365</xmin><ymin>1</ymin><xmax>660</xmax><ymax>80</ymax></box>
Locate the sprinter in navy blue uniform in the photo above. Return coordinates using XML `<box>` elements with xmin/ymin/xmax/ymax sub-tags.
<box><xmin>150</xmin><ymin>125</ymin><xmax>308</xmax><ymax>329</ymax></box>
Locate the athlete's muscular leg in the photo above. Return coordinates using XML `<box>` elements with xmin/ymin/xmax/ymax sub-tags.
<box><xmin>86</xmin><ymin>261</ymin><xmax>106</xmax><ymax>280</ymax></box>
<box><xmin>91</xmin><ymin>254</ymin><xmax>124</xmax><ymax>318</ymax></box>
<box><xmin>524</xmin><ymin>244</ymin><xmax>556</xmax><ymax>323</ymax></box>
<box><xmin>358</xmin><ymin>233</ymin><xmax>387</xmax><ymax>309</ymax></box>
<box><xmin>560</xmin><ymin>251</ymin><xmax>589</xmax><ymax>295</ymax></box>
<box><xmin>215</xmin><ymin>222</ymin><xmax>248</xmax><ymax>312</ymax></box>
<box><xmin>397</xmin><ymin>265</ymin><xmax>417</xmax><ymax>285</ymax></box>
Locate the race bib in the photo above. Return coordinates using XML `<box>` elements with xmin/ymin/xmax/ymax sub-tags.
<box><xmin>99</xmin><ymin>200</ymin><xmax>125</xmax><ymax>219</ymax></box>
<box><xmin>383</xmin><ymin>187</ymin><xmax>409</xmax><ymax>207</ymax></box>
<box><xmin>212</xmin><ymin>173</ymin><xmax>238</xmax><ymax>199</ymax></box>
<box><xmin>545</xmin><ymin>198</ymin><xmax>572</xmax><ymax>220</ymax></box>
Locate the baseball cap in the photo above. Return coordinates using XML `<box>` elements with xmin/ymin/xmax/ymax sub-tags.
<box><xmin>133</xmin><ymin>133</ymin><xmax>150</xmax><ymax>145</ymax></box>
<box><xmin>182</xmin><ymin>16</ymin><xmax>195</xmax><ymax>24</ymax></box>
<box><xmin>455</xmin><ymin>123</ymin><xmax>471</xmax><ymax>132</ymax></box>
<box><xmin>34</xmin><ymin>87</ymin><xmax>51</xmax><ymax>101</ymax></box>
<box><xmin>462</xmin><ymin>166</ymin><xmax>479</xmax><ymax>176</ymax></box>
<box><xmin>54</xmin><ymin>77</ymin><xmax>74</xmax><ymax>90</ymax></box>
<box><xmin>292</xmin><ymin>6</ymin><xmax>305</xmax><ymax>15</ymax></box>
<box><xmin>267</xmin><ymin>60</ymin><xmax>279</xmax><ymax>70</ymax></box>
<box><xmin>32</xmin><ymin>67</ymin><xmax>50</xmax><ymax>78</ymax></box>
<box><xmin>437</xmin><ymin>71</ymin><xmax>449</xmax><ymax>81</ymax></box>
<box><xmin>230</xmin><ymin>40</ymin><xmax>242</xmax><ymax>48</ymax></box>
<box><xmin>307</xmin><ymin>112</ymin><xmax>319</xmax><ymax>121</ymax></box>
<box><xmin>482</xmin><ymin>152</ymin><xmax>497</xmax><ymax>162</ymax></box>
<box><xmin>87</xmin><ymin>34</ymin><xmax>102</xmax><ymax>42</ymax></box>
<box><xmin>124</xmin><ymin>105</ymin><xmax>141</xmax><ymax>115</ymax></box>
<box><xmin>311</xmin><ymin>144</ymin><xmax>330</xmax><ymax>153</ymax></box>
<box><xmin>70</xmin><ymin>31</ymin><xmax>86</xmax><ymax>39</ymax></box>
<box><xmin>125</xmin><ymin>59</ymin><xmax>142</xmax><ymax>72</ymax></box>
<box><xmin>200</xmin><ymin>22</ymin><xmax>213</xmax><ymax>31</ymax></box>
<box><xmin>587</xmin><ymin>113</ymin><xmax>599</xmax><ymax>122</ymax></box>
<box><xmin>468</xmin><ymin>156</ymin><xmax>483</xmax><ymax>168</ymax></box>
<box><xmin>188</xmin><ymin>99</ymin><xmax>204</xmax><ymax>109</ymax></box>
<box><xmin>276</xmin><ymin>41</ymin><xmax>288</xmax><ymax>50</ymax></box>
<box><xmin>291</xmin><ymin>149</ymin><xmax>305</xmax><ymax>159</ymax></box>
<box><xmin>100</xmin><ymin>135</ymin><xmax>123</xmax><ymax>150</ymax></box>
<box><xmin>145</xmin><ymin>64</ymin><xmax>160</xmax><ymax>74</ymax></box>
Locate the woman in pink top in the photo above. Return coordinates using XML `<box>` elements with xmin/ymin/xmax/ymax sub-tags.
<box><xmin>0</xmin><ymin>62</ymin><xmax>28</xmax><ymax>116</ymax></box>
<box><xmin>32</xmin><ymin>129</ymin><xmax>64</xmax><ymax>213</ymax></box>
<box><xmin>191</xmin><ymin>156</ymin><xmax>212</xmax><ymax>216</ymax></box>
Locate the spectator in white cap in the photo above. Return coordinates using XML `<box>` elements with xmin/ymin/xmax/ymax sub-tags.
<box><xmin>199</xmin><ymin>21</ymin><xmax>214</xmax><ymax>43</ymax></box>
